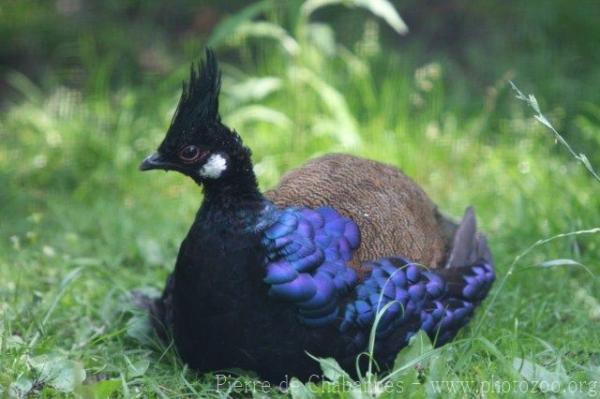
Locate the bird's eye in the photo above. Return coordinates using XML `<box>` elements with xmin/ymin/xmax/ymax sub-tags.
<box><xmin>178</xmin><ymin>145</ymin><xmax>202</xmax><ymax>163</ymax></box>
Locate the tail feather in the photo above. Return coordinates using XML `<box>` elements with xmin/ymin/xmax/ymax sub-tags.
<box><xmin>440</xmin><ymin>206</ymin><xmax>494</xmax><ymax>301</ymax></box>
<box><xmin>446</xmin><ymin>207</ymin><xmax>476</xmax><ymax>268</ymax></box>
<box><xmin>131</xmin><ymin>274</ymin><xmax>175</xmax><ymax>342</ymax></box>
<box><xmin>445</xmin><ymin>206</ymin><xmax>493</xmax><ymax>267</ymax></box>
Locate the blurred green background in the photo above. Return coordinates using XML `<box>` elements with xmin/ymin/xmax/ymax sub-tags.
<box><xmin>1</xmin><ymin>0</ymin><xmax>600</xmax><ymax>397</ymax></box>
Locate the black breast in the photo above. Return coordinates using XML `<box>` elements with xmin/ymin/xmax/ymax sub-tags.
<box><xmin>170</xmin><ymin>213</ymin><xmax>352</xmax><ymax>383</ymax></box>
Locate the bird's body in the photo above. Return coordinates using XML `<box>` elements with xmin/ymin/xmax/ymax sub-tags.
<box><xmin>169</xmin><ymin>196</ymin><xmax>350</xmax><ymax>382</ymax></box>
<box><xmin>138</xmin><ymin>50</ymin><xmax>495</xmax><ymax>383</ymax></box>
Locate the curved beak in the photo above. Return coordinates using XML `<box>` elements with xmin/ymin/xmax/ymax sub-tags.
<box><xmin>139</xmin><ymin>152</ymin><xmax>172</xmax><ymax>171</ymax></box>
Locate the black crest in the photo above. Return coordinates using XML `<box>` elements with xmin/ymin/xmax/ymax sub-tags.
<box><xmin>170</xmin><ymin>48</ymin><xmax>222</xmax><ymax>133</ymax></box>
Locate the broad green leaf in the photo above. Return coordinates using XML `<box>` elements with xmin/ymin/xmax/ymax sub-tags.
<box><xmin>288</xmin><ymin>377</ymin><xmax>316</xmax><ymax>399</ymax></box>
<box><xmin>425</xmin><ymin>354</ymin><xmax>456</xmax><ymax>398</ymax></box>
<box><xmin>125</xmin><ymin>356</ymin><xmax>150</xmax><ymax>378</ymax></box>
<box><xmin>234</xmin><ymin>21</ymin><xmax>299</xmax><ymax>55</ymax></box>
<box><xmin>306</xmin><ymin>353</ymin><xmax>351</xmax><ymax>383</ymax></box>
<box><xmin>29</xmin><ymin>354</ymin><xmax>86</xmax><ymax>392</ymax></box>
<box><xmin>301</xmin><ymin>0</ymin><xmax>408</xmax><ymax>34</ymax></box>
<box><xmin>512</xmin><ymin>357</ymin><xmax>566</xmax><ymax>393</ymax></box>
<box><xmin>9</xmin><ymin>375</ymin><xmax>33</xmax><ymax>397</ymax></box>
<box><xmin>383</xmin><ymin>330</ymin><xmax>438</xmax><ymax>392</ymax></box>
<box><xmin>77</xmin><ymin>379</ymin><xmax>121</xmax><ymax>399</ymax></box>
<box><xmin>392</xmin><ymin>330</ymin><xmax>433</xmax><ymax>373</ymax></box>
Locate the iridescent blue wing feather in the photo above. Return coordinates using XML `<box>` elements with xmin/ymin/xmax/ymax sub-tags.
<box><xmin>262</xmin><ymin>207</ymin><xmax>360</xmax><ymax>326</ymax></box>
<box><xmin>339</xmin><ymin>207</ymin><xmax>495</xmax><ymax>362</ymax></box>
<box><xmin>260</xmin><ymin>204</ymin><xmax>495</xmax><ymax>361</ymax></box>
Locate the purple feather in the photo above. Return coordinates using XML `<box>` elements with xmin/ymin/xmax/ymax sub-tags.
<box><xmin>264</xmin><ymin>261</ymin><xmax>298</xmax><ymax>284</ymax></box>
<box><xmin>269</xmin><ymin>273</ymin><xmax>317</xmax><ymax>302</ymax></box>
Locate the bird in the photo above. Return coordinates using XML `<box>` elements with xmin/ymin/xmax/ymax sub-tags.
<box><xmin>137</xmin><ymin>49</ymin><xmax>495</xmax><ymax>383</ymax></box>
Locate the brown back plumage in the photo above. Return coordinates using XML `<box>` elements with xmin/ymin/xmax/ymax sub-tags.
<box><xmin>264</xmin><ymin>154</ymin><xmax>449</xmax><ymax>274</ymax></box>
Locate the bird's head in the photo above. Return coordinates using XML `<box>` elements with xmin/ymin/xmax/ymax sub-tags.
<box><xmin>140</xmin><ymin>49</ymin><xmax>252</xmax><ymax>187</ymax></box>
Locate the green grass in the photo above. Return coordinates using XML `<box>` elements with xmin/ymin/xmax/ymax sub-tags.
<box><xmin>1</xmin><ymin>1</ymin><xmax>600</xmax><ymax>397</ymax></box>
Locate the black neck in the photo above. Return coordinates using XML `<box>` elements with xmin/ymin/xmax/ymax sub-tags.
<box><xmin>200</xmin><ymin>149</ymin><xmax>263</xmax><ymax>211</ymax></box>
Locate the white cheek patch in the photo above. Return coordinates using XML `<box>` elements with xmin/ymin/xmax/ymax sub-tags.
<box><xmin>199</xmin><ymin>153</ymin><xmax>228</xmax><ymax>179</ymax></box>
